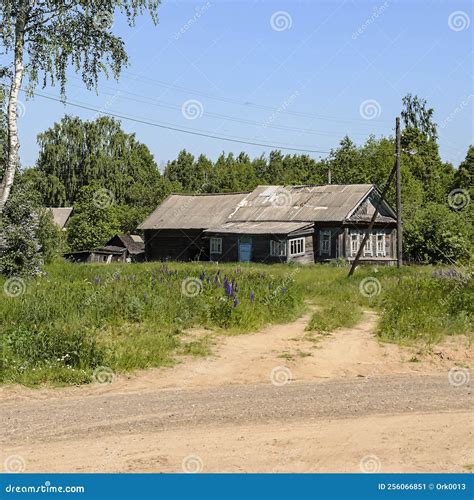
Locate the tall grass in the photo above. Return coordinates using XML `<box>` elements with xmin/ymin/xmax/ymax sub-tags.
<box><xmin>0</xmin><ymin>262</ymin><xmax>304</xmax><ymax>385</ymax></box>
<box><xmin>377</xmin><ymin>270</ymin><xmax>473</xmax><ymax>344</ymax></box>
<box><xmin>1</xmin><ymin>261</ymin><xmax>471</xmax><ymax>386</ymax></box>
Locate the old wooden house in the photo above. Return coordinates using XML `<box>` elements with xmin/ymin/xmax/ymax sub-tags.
<box><xmin>138</xmin><ymin>184</ymin><xmax>398</xmax><ymax>265</ymax></box>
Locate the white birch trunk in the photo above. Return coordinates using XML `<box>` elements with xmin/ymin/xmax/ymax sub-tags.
<box><xmin>0</xmin><ymin>9</ymin><xmax>25</xmax><ymax>215</ymax></box>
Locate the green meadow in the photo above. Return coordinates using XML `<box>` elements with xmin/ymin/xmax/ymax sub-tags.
<box><xmin>1</xmin><ymin>261</ymin><xmax>472</xmax><ymax>386</ymax></box>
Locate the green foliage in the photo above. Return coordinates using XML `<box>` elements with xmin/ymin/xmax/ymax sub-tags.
<box><xmin>37</xmin><ymin>208</ymin><xmax>65</xmax><ymax>263</ymax></box>
<box><xmin>404</xmin><ymin>202</ymin><xmax>472</xmax><ymax>263</ymax></box>
<box><xmin>378</xmin><ymin>271</ymin><xmax>473</xmax><ymax>344</ymax></box>
<box><xmin>35</xmin><ymin>115</ymin><xmax>164</xmax><ymax>207</ymax></box>
<box><xmin>0</xmin><ymin>1</ymin><xmax>160</xmax><ymax>95</ymax></box>
<box><xmin>401</xmin><ymin>93</ymin><xmax>438</xmax><ymax>141</ymax></box>
<box><xmin>0</xmin><ymin>184</ymin><xmax>43</xmax><ymax>277</ymax></box>
<box><xmin>66</xmin><ymin>184</ymin><xmax>121</xmax><ymax>251</ymax></box>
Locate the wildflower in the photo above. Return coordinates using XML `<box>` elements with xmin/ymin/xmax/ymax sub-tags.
<box><xmin>233</xmin><ymin>296</ymin><xmax>238</xmax><ymax>308</ymax></box>
<box><xmin>250</xmin><ymin>291</ymin><xmax>255</xmax><ymax>303</ymax></box>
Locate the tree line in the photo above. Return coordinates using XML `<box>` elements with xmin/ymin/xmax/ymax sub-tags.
<box><xmin>1</xmin><ymin>95</ymin><xmax>473</xmax><ymax>276</ymax></box>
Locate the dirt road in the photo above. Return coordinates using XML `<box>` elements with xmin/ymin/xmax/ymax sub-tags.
<box><xmin>1</xmin><ymin>312</ymin><xmax>472</xmax><ymax>473</ymax></box>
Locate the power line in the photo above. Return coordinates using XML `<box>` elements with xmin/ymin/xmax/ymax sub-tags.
<box><xmin>15</xmin><ymin>87</ymin><xmax>332</xmax><ymax>154</ymax></box>
<box><xmin>121</xmin><ymin>70</ymin><xmax>393</xmax><ymax>125</ymax></box>
<box><xmin>67</xmin><ymin>79</ymin><xmax>372</xmax><ymax>139</ymax></box>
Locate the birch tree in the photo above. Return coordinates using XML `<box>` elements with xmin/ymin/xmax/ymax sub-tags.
<box><xmin>0</xmin><ymin>0</ymin><xmax>160</xmax><ymax>213</ymax></box>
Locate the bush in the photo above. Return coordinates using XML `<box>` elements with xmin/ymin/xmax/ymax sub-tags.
<box><xmin>404</xmin><ymin>202</ymin><xmax>472</xmax><ymax>264</ymax></box>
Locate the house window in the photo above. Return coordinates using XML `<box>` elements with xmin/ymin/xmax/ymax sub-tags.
<box><xmin>350</xmin><ymin>233</ymin><xmax>360</xmax><ymax>256</ymax></box>
<box><xmin>210</xmin><ymin>237</ymin><xmax>222</xmax><ymax>254</ymax></box>
<box><xmin>363</xmin><ymin>233</ymin><xmax>373</xmax><ymax>256</ymax></box>
<box><xmin>270</xmin><ymin>239</ymin><xmax>287</xmax><ymax>257</ymax></box>
<box><xmin>376</xmin><ymin>233</ymin><xmax>386</xmax><ymax>256</ymax></box>
<box><xmin>289</xmin><ymin>237</ymin><xmax>305</xmax><ymax>256</ymax></box>
<box><xmin>320</xmin><ymin>231</ymin><xmax>331</xmax><ymax>255</ymax></box>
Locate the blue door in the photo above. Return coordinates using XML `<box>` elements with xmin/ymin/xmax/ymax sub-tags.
<box><xmin>238</xmin><ymin>236</ymin><xmax>252</xmax><ymax>262</ymax></box>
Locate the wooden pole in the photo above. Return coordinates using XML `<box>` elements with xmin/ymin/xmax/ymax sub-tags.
<box><xmin>347</xmin><ymin>160</ymin><xmax>397</xmax><ymax>278</ymax></box>
<box><xmin>396</xmin><ymin>116</ymin><xmax>402</xmax><ymax>268</ymax></box>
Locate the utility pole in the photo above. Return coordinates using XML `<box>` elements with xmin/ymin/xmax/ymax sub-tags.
<box><xmin>328</xmin><ymin>166</ymin><xmax>331</xmax><ymax>185</ymax></box>
<box><xmin>396</xmin><ymin>116</ymin><xmax>402</xmax><ymax>268</ymax></box>
<box><xmin>348</xmin><ymin>117</ymin><xmax>402</xmax><ymax>277</ymax></box>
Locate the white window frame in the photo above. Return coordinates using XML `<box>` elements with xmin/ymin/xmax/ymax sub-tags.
<box><xmin>350</xmin><ymin>232</ymin><xmax>360</xmax><ymax>257</ymax></box>
<box><xmin>270</xmin><ymin>239</ymin><xmax>287</xmax><ymax>257</ymax></box>
<box><xmin>376</xmin><ymin>232</ymin><xmax>386</xmax><ymax>257</ymax></box>
<box><xmin>320</xmin><ymin>231</ymin><xmax>331</xmax><ymax>255</ymax></box>
<box><xmin>289</xmin><ymin>237</ymin><xmax>305</xmax><ymax>257</ymax></box>
<box><xmin>210</xmin><ymin>237</ymin><xmax>222</xmax><ymax>254</ymax></box>
<box><xmin>363</xmin><ymin>232</ymin><xmax>373</xmax><ymax>256</ymax></box>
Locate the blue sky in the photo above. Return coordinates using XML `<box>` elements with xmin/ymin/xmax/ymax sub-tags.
<box><xmin>15</xmin><ymin>0</ymin><xmax>473</xmax><ymax>169</ymax></box>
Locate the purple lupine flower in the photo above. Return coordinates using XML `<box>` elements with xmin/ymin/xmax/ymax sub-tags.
<box><xmin>250</xmin><ymin>291</ymin><xmax>255</xmax><ymax>303</ymax></box>
<box><xmin>233</xmin><ymin>296</ymin><xmax>238</xmax><ymax>308</ymax></box>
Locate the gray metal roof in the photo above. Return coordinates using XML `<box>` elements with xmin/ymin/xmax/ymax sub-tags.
<box><xmin>228</xmin><ymin>185</ymin><xmax>377</xmax><ymax>223</ymax></box>
<box><xmin>48</xmin><ymin>207</ymin><xmax>73</xmax><ymax>229</ymax></box>
<box><xmin>138</xmin><ymin>192</ymin><xmax>249</xmax><ymax>230</ymax></box>
<box><xmin>139</xmin><ymin>184</ymin><xmax>396</xmax><ymax>230</ymax></box>
<box><xmin>204</xmin><ymin>221</ymin><xmax>314</xmax><ymax>235</ymax></box>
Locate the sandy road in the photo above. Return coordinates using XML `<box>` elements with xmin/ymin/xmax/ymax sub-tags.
<box><xmin>1</xmin><ymin>374</ymin><xmax>472</xmax><ymax>472</ymax></box>
<box><xmin>1</xmin><ymin>311</ymin><xmax>472</xmax><ymax>473</ymax></box>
